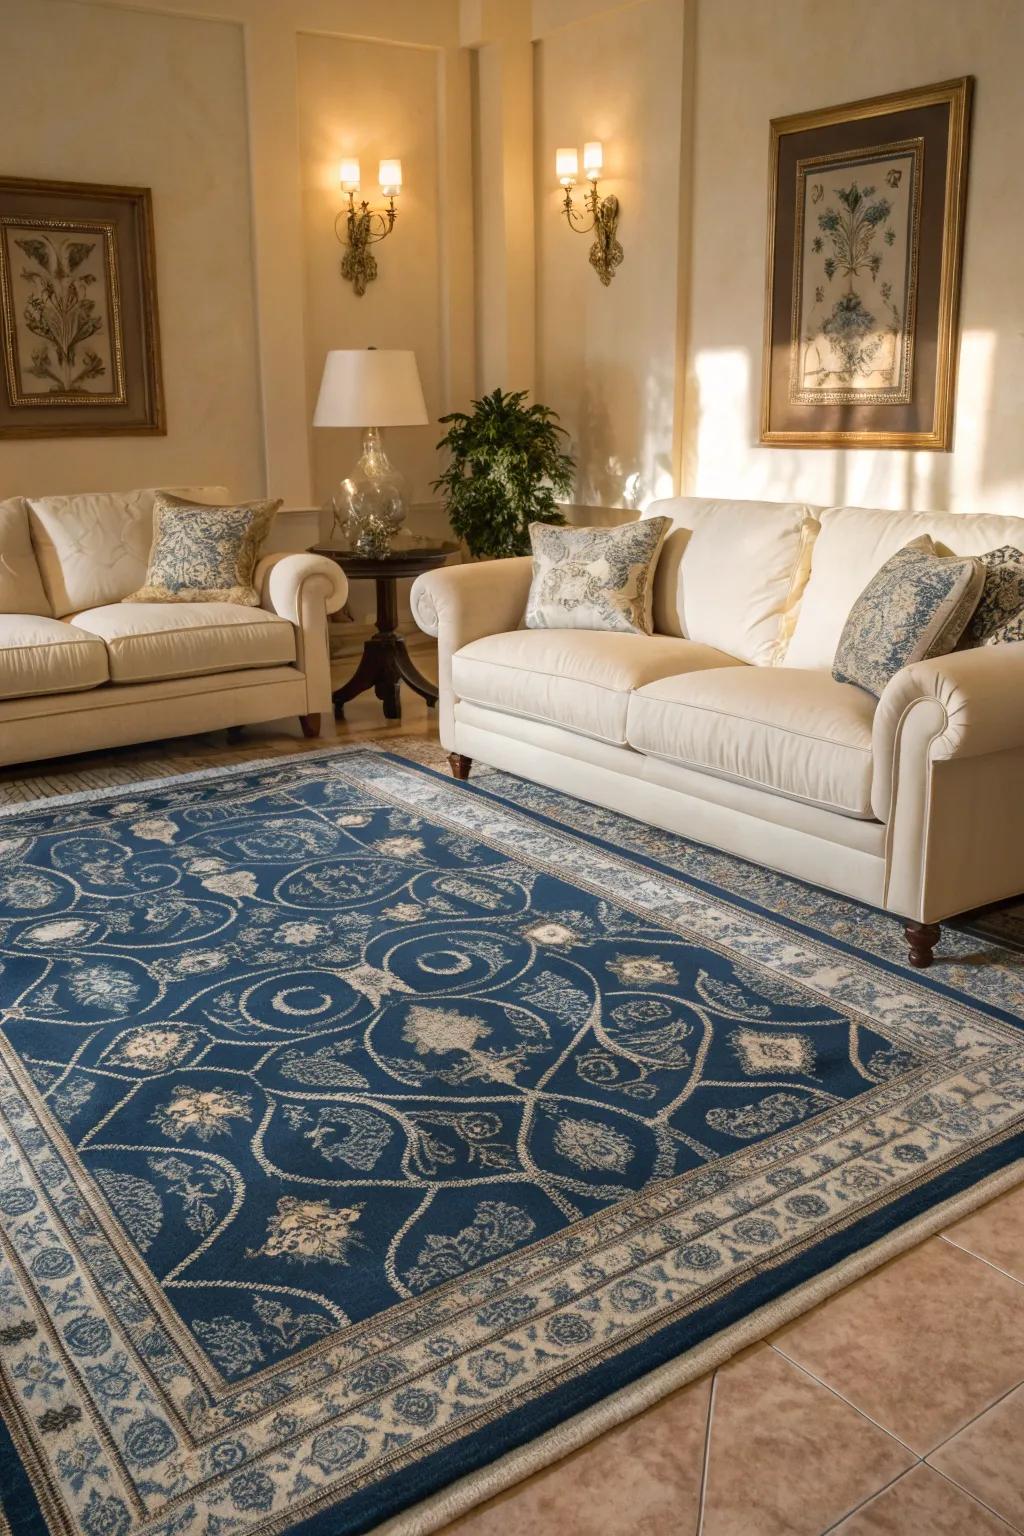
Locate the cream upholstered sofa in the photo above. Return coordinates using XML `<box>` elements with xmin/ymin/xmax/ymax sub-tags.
<box><xmin>0</xmin><ymin>486</ymin><xmax>347</xmax><ymax>768</ymax></box>
<box><xmin>411</xmin><ymin>497</ymin><xmax>1024</xmax><ymax>968</ymax></box>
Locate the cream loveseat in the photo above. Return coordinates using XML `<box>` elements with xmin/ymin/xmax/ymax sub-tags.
<box><xmin>412</xmin><ymin>497</ymin><xmax>1024</xmax><ymax>968</ymax></box>
<box><xmin>0</xmin><ymin>487</ymin><xmax>347</xmax><ymax>769</ymax></box>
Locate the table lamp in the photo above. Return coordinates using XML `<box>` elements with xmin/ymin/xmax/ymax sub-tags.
<box><xmin>313</xmin><ymin>348</ymin><xmax>429</xmax><ymax>556</ymax></box>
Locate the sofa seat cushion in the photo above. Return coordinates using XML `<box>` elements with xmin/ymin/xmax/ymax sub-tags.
<box><xmin>452</xmin><ymin>629</ymin><xmax>745</xmax><ymax>747</ymax></box>
<box><xmin>72</xmin><ymin>603</ymin><xmax>295</xmax><ymax>684</ymax></box>
<box><xmin>0</xmin><ymin>615</ymin><xmax>109</xmax><ymax>701</ymax></box>
<box><xmin>626</xmin><ymin>667</ymin><xmax>878</xmax><ymax>819</ymax></box>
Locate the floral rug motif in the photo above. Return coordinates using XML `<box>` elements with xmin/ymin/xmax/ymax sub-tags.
<box><xmin>0</xmin><ymin>748</ymin><xmax>1021</xmax><ymax>1536</ymax></box>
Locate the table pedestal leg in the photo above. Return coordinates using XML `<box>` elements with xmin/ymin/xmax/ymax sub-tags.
<box><xmin>332</xmin><ymin>575</ymin><xmax>439</xmax><ymax>720</ymax></box>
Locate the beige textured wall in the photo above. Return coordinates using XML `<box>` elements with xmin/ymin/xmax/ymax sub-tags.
<box><xmin>0</xmin><ymin>0</ymin><xmax>471</xmax><ymax>514</ymax></box>
<box><xmin>681</xmin><ymin>0</ymin><xmax>1024</xmax><ymax>514</ymax></box>
<box><xmin>466</xmin><ymin>2</ymin><xmax>536</xmax><ymax>396</ymax></box>
<box><xmin>0</xmin><ymin>0</ymin><xmax>265</xmax><ymax>501</ymax></box>
<box><xmin>533</xmin><ymin>0</ymin><xmax>685</xmax><ymax>510</ymax></box>
<box><xmin>297</xmin><ymin>33</ymin><xmax>445</xmax><ymax>512</ymax></box>
<box><xmin>4</xmin><ymin>0</ymin><xmax>1021</xmax><ymax>523</ymax></box>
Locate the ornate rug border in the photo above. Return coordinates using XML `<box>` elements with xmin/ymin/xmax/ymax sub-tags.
<box><xmin>409</xmin><ymin>759</ymin><xmax>1024</xmax><ymax>1028</ymax></box>
<box><xmin>368</xmin><ymin>1151</ymin><xmax>1024</xmax><ymax>1536</ymax></box>
<box><xmin>0</xmin><ymin>744</ymin><xmax>383</xmax><ymax>821</ymax></box>
<box><xmin>2</xmin><ymin>746</ymin><xmax>1022</xmax><ymax>1536</ymax></box>
<box><xmin>1</xmin><ymin>741</ymin><xmax>1017</xmax><ymax>1021</ymax></box>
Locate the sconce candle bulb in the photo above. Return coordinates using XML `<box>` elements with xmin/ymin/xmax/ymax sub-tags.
<box><xmin>558</xmin><ymin>139</ymin><xmax>623</xmax><ymax>285</ymax></box>
<box><xmin>336</xmin><ymin>155</ymin><xmax>402</xmax><ymax>296</ymax></box>
<box><xmin>378</xmin><ymin>159</ymin><xmax>403</xmax><ymax>197</ymax></box>
<box><xmin>583</xmin><ymin>140</ymin><xmax>604</xmax><ymax>178</ymax></box>
<box><xmin>555</xmin><ymin>147</ymin><xmax>579</xmax><ymax>186</ymax></box>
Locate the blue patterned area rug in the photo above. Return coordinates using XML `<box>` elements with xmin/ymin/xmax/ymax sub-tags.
<box><xmin>0</xmin><ymin>748</ymin><xmax>1021</xmax><ymax>1536</ymax></box>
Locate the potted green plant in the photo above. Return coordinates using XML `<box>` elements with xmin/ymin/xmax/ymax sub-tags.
<box><xmin>433</xmin><ymin>387</ymin><xmax>575</xmax><ymax>558</ymax></box>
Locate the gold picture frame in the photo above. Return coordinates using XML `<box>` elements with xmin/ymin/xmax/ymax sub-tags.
<box><xmin>760</xmin><ymin>78</ymin><xmax>972</xmax><ymax>450</ymax></box>
<box><xmin>0</xmin><ymin>176</ymin><xmax>164</xmax><ymax>438</ymax></box>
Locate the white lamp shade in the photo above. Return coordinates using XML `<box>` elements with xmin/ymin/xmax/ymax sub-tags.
<box><xmin>339</xmin><ymin>157</ymin><xmax>361</xmax><ymax>192</ymax></box>
<box><xmin>313</xmin><ymin>349</ymin><xmax>429</xmax><ymax>429</ymax></box>
<box><xmin>583</xmin><ymin>140</ymin><xmax>603</xmax><ymax>177</ymax></box>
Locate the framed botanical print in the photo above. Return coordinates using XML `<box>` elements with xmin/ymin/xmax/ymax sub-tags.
<box><xmin>0</xmin><ymin>177</ymin><xmax>164</xmax><ymax>438</ymax></box>
<box><xmin>760</xmin><ymin>78</ymin><xmax>972</xmax><ymax>450</ymax></box>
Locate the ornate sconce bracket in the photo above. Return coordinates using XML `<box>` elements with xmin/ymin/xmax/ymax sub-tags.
<box><xmin>562</xmin><ymin>182</ymin><xmax>623</xmax><ymax>286</ymax></box>
<box><xmin>336</xmin><ymin>195</ymin><xmax>397</xmax><ymax>297</ymax></box>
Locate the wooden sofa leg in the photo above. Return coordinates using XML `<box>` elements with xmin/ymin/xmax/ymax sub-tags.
<box><xmin>905</xmin><ymin>920</ymin><xmax>941</xmax><ymax>969</ymax></box>
<box><xmin>299</xmin><ymin>713</ymin><xmax>321</xmax><ymax>739</ymax></box>
<box><xmin>448</xmin><ymin>753</ymin><xmax>472</xmax><ymax>780</ymax></box>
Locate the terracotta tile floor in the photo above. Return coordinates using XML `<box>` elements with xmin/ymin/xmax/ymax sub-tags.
<box><xmin>2</xmin><ymin>670</ymin><xmax>1022</xmax><ymax>1536</ymax></box>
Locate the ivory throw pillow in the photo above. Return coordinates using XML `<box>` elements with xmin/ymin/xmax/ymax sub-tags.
<box><xmin>960</xmin><ymin>545</ymin><xmax>1024</xmax><ymax>646</ymax></box>
<box><xmin>0</xmin><ymin>498</ymin><xmax>51</xmax><ymax>616</ymax></box>
<box><xmin>640</xmin><ymin>497</ymin><xmax>821</xmax><ymax>659</ymax></box>
<box><xmin>124</xmin><ymin>494</ymin><xmax>280</xmax><ymax>606</ymax></box>
<box><xmin>525</xmin><ymin>518</ymin><xmax>671</xmax><ymax>635</ymax></box>
<box><xmin>676</xmin><ymin>500</ymin><xmax>819</xmax><ymax>664</ymax></box>
<box><xmin>832</xmin><ymin>538</ymin><xmax>985</xmax><ymax>697</ymax></box>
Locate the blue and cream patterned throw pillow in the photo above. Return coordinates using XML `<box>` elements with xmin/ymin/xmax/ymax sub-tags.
<box><xmin>832</xmin><ymin>537</ymin><xmax>985</xmax><ymax>697</ymax></box>
<box><xmin>124</xmin><ymin>493</ymin><xmax>280</xmax><ymax>605</ymax></box>
<box><xmin>525</xmin><ymin>517</ymin><xmax>672</xmax><ymax>634</ymax></box>
<box><xmin>960</xmin><ymin>544</ymin><xmax>1024</xmax><ymax>647</ymax></box>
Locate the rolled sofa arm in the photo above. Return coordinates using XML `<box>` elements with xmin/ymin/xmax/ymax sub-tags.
<box><xmin>872</xmin><ymin>641</ymin><xmax>1024</xmax><ymax>821</ymax></box>
<box><xmin>255</xmin><ymin>552</ymin><xmax>348</xmax><ymax>714</ymax></box>
<box><xmin>875</xmin><ymin>641</ymin><xmax>1024</xmax><ymax>922</ymax></box>
<box><xmin>256</xmin><ymin>551</ymin><xmax>348</xmax><ymax>624</ymax></box>
<box><xmin>411</xmin><ymin>556</ymin><xmax>534</xmax><ymax>749</ymax></box>
<box><xmin>410</xmin><ymin>556</ymin><xmax>533</xmax><ymax>641</ymax></box>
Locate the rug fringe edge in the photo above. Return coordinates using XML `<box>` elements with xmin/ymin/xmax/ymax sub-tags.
<box><xmin>0</xmin><ymin>743</ymin><xmax>385</xmax><ymax>819</ymax></box>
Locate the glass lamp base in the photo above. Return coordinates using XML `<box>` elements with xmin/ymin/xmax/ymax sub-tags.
<box><xmin>332</xmin><ymin>427</ymin><xmax>408</xmax><ymax>557</ymax></box>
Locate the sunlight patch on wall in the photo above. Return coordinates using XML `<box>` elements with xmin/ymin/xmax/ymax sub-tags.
<box><xmin>692</xmin><ymin>346</ymin><xmax>751</xmax><ymax>493</ymax></box>
<box><xmin>949</xmin><ymin>328</ymin><xmax>995</xmax><ymax>510</ymax></box>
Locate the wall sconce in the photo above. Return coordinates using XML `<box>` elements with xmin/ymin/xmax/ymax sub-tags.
<box><xmin>556</xmin><ymin>141</ymin><xmax>623</xmax><ymax>286</ymax></box>
<box><xmin>335</xmin><ymin>158</ymin><xmax>403</xmax><ymax>296</ymax></box>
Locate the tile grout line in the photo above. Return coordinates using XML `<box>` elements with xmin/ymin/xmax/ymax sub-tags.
<box><xmin>939</xmin><ymin>1231</ymin><xmax>1024</xmax><ymax>1288</ymax></box>
<box><xmin>775</xmin><ymin>1340</ymin><xmax>1024</xmax><ymax>1471</ymax></box>
<box><xmin>779</xmin><ymin>1344</ymin><xmax>1024</xmax><ymax>1534</ymax></box>
<box><xmin>694</xmin><ymin>1369</ymin><xmax>717</xmax><ymax>1536</ymax></box>
<box><xmin>924</xmin><ymin>1374</ymin><xmax>1024</xmax><ymax>1460</ymax></box>
<box><xmin>768</xmin><ymin>1343</ymin><xmax>919</xmax><ymax>1455</ymax></box>
<box><xmin>817</xmin><ymin>1463</ymin><xmax>922</xmax><ymax>1536</ymax></box>
<box><xmin>924</xmin><ymin>1463</ymin><xmax>1024</xmax><ymax>1535</ymax></box>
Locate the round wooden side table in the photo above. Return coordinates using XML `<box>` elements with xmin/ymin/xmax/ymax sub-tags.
<box><xmin>314</xmin><ymin>547</ymin><xmax>448</xmax><ymax>720</ymax></box>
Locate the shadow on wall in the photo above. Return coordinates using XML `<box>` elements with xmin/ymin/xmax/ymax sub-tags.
<box><xmin>575</xmin><ymin>375</ymin><xmax>640</xmax><ymax>506</ymax></box>
<box><xmin>573</xmin><ymin>359</ymin><xmax>675</xmax><ymax>510</ymax></box>
<box><xmin>562</xmin><ymin>502</ymin><xmax>637</xmax><ymax>527</ymax></box>
<box><xmin>686</xmin><ymin>330</ymin><xmax>1010</xmax><ymax>514</ymax></box>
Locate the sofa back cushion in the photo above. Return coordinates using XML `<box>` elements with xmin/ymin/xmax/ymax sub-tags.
<box><xmin>784</xmin><ymin>505</ymin><xmax>1024</xmax><ymax>670</ymax></box>
<box><xmin>27</xmin><ymin>485</ymin><xmax>230</xmax><ymax>616</ymax></box>
<box><xmin>642</xmin><ymin>497</ymin><xmax>820</xmax><ymax>664</ymax></box>
<box><xmin>0</xmin><ymin>498</ymin><xmax>51</xmax><ymax>616</ymax></box>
